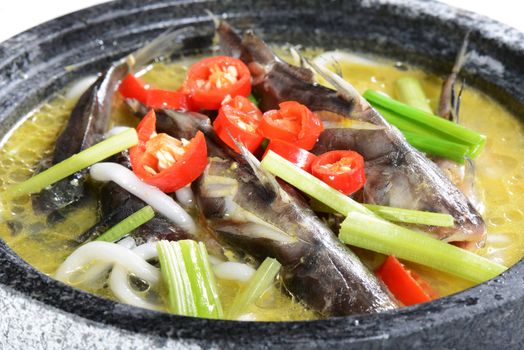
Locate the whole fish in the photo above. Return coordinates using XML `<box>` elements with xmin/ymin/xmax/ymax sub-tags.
<box><xmin>125</xmin><ymin>104</ymin><xmax>397</xmax><ymax>317</ymax></box>
<box><xmin>32</xmin><ymin>25</ymin><xmax>212</xmax><ymax>217</ymax></box>
<box><xmin>217</xmin><ymin>22</ymin><xmax>486</xmax><ymax>246</ymax></box>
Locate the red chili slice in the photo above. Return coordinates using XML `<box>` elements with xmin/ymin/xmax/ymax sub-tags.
<box><xmin>213</xmin><ymin>95</ymin><xmax>264</xmax><ymax>153</ymax></box>
<box><xmin>145</xmin><ymin>88</ymin><xmax>188</xmax><ymax>110</ymax></box>
<box><xmin>377</xmin><ymin>256</ymin><xmax>434</xmax><ymax>306</ymax></box>
<box><xmin>262</xmin><ymin>140</ymin><xmax>317</xmax><ymax>172</ymax></box>
<box><xmin>118</xmin><ymin>73</ymin><xmax>189</xmax><ymax>110</ymax></box>
<box><xmin>311</xmin><ymin>150</ymin><xmax>366</xmax><ymax>195</ymax></box>
<box><xmin>184</xmin><ymin>56</ymin><xmax>251</xmax><ymax>111</ymax></box>
<box><xmin>119</xmin><ymin>74</ymin><xmax>149</xmax><ymax>102</ymax></box>
<box><xmin>257</xmin><ymin>101</ymin><xmax>323</xmax><ymax>150</ymax></box>
<box><xmin>129</xmin><ymin>110</ymin><xmax>208</xmax><ymax>193</ymax></box>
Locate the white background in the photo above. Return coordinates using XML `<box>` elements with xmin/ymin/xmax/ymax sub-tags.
<box><xmin>0</xmin><ymin>1</ymin><xmax>522</xmax><ymax>43</ymax></box>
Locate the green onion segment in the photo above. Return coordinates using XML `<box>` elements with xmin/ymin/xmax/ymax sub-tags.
<box><xmin>363</xmin><ymin>204</ymin><xmax>454</xmax><ymax>227</ymax></box>
<box><xmin>228</xmin><ymin>257</ymin><xmax>281</xmax><ymax>319</ymax></box>
<box><xmin>96</xmin><ymin>206</ymin><xmax>155</xmax><ymax>242</ymax></box>
<box><xmin>364</xmin><ymin>90</ymin><xmax>486</xmax><ymax>159</ymax></box>
<box><xmin>4</xmin><ymin>128</ymin><xmax>138</xmax><ymax>198</ymax></box>
<box><xmin>403</xmin><ymin>131</ymin><xmax>469</xmax><ymax>164</ymax></box>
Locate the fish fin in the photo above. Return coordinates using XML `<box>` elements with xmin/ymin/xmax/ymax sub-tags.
<box><xmin>226</xmin><ymin>131</ymin><xmax>283</xmax><ymax>196</ymax></box>
<box><xmin>204</xmin><ymin>9</ymin><xmax>221</xmax><ymax>29</ymax></box>
<box><xmin>289</xmin><ymin>47</ymin><xmax>301</xmax><ymax>67</ymax></box>
<box><xmin>305</xmin><ymin>57</ymin><xmax>367</xmax><ymax>111</ymax></box>
<box><xmin>217</xmin><ymin>20</ymin><xmax>246</xmax><ymax>60</ymax></box>
<box><xmin>130</xmin><ymin>24</ymin><xmax>214</xmax><ymax>69</ymax></box>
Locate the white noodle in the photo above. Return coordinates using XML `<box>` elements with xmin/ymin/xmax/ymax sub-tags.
<box><xmin>175</xmin><ymin>186</ymin><xmax>194</xmax><ymax>207</ymax></box>
<box><xmin>55</xmin><ymin>241</ymin><xmax>159</xmax><ymax>285</ymax></box>
<box><xmin>76</xmin><ymin>236</ymin><xmax>138</xmax><ymax>285</ymax></box>
<box><xmin>109</xmin><ymin>242</ymin><xmax>163</xmax><ymax>311</ymax></box>
<box><xmin>90</xmin><ymin>163</ymin><xmax>196</xmax><ymax>234</ymax></box>
<box><xmin>213</xmin><ymin>262</ymin><xmax>256</xmax><ymax>283</ymax></box>
<box><xmin>73</xmin><ymin>262</ymin><xmax>111</xmax><ymax>286</ymax></box>
<box><xmin>117</xmin><ymin>236</ymin><xmax>137</xmax><ymax>249</ymax></box>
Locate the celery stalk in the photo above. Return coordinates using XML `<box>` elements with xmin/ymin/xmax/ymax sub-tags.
<box><xmin>394</xmin><ymin>77</ymin><xmax>433</xmax><ymax>114</ymax></box>
<box><xmin>228</xmin><ymin>257</ymin><xmax>281</xmax><ymax>319</ymax></box>
<box><xmin>157</xmin><ymin>240</ymin><xmax>197</xmax><ymax>316</ymax></box>
<box><xmin>363</xmin><ymin>204</ymin><xmax>454</xmax><ymax>227</ymax></box>
<box><xmin>261</xmin><ymin>151</ymin><xmax>373</xmax><ymax>217</ymax></box>
<box><xmin>158</xmin><ymin>240</ymin><xmax>223</xmax><ymax>318</ymax></box>
<box><xmin>179</xmin><ymin>240</ymin><xmax>223</xmax><ymax>319</ymax></box>
<box><xmin>339</xmin><ymin>212</ymin><xmax>507</xmax><ymax>283</ymax></box>
<box><xmin>96</xmin><ymin>206</ymin><xmax>155</xmax><ymax>242</ymax></box>
<box><xmin>364</xmin><ymin>90</ymin><xmax>486</xmax><ymax>157</ymax></box>
<box><xmin>310</xmin><ymin>198</ymin><xmax>454</xmax><ymax>227</ymax></box>
<box><xmin>4</xmin><ymin>128</ymin><xmax>138</xmax><ymax>198</ymax></box>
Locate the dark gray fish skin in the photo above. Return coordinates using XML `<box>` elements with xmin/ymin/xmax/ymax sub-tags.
<box><xmin>140</xmin><ymin>108</ymin><xmax>397</xmax><ymax>317</ymax></box>
<box><xmin>218</xmin><ymin>22</ymin><xmax>486</xmax><ymax>246</ymax></box>
<box><xmin>32</xmin><ymin>24</ymin><xmax>215</xmax><ymax>217</ymax></box>
<box><xmin>32</xmin><ymin>64</ymin><xmax>128</xmax><ymax>215</ymax></box>
<box><xmin>77</xmin><ymin>151</ymin><xmax>189</xmax><ymax>245</ymax></box>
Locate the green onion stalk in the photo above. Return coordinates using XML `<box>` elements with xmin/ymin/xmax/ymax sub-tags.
<box><xmin>4</xmin><ymin>128</ymin><xmax>138</xmax><ymax>199</ymax></box>
<box><xmin>364</xmin><ymin>90</ymin><xmax>486</xmax><ymax>158</ymax></box>
<box><xmin>96</xmin><ymin>206</ymin><xmax>155</xmax><ymax>242</ymax></box>
<box><xmin>228</xmin><ymin>257</ymin><xmax>281</xmax><ymax>319</ymax></box>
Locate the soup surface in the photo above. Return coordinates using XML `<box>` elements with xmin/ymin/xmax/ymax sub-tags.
<box><xmin>0</xmin><ymin>50</ymin><xmax>523</xmax><ymax>321</ymax></box>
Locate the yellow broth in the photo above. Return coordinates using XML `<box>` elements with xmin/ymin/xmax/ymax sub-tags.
<box><xmin>0</xmin><ymin>51</ymin><xmax>523</xmax><ymax>320</ymax></box>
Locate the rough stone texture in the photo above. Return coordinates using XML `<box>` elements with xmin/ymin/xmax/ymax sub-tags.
<box><xmin>1</xmin><ymin>0</ymin><xmax>524</xmax><ymax>348</ymax></box>
<box><xmin>0</xmin><ymin>284</ymin><xmax>200</xmax><ymax>350</ymax></box>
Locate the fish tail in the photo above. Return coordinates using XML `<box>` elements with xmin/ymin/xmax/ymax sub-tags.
<box><xmin>438</xmin><ymin>31</ymin><xmax>471</xmax><ymax>121</ymax></box>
